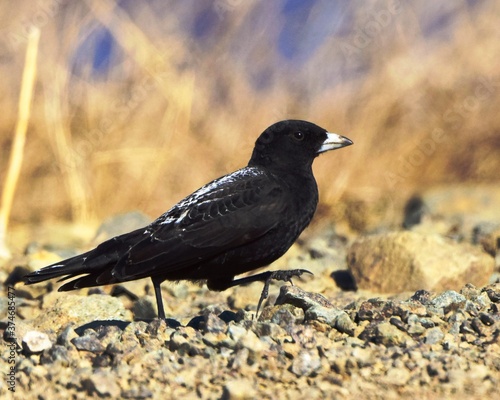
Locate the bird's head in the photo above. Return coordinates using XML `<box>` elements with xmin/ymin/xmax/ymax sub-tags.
<box><xmin>249</xmin><ymin>120</ymin><xmax>353</xmax><ymax>171</ymax></box>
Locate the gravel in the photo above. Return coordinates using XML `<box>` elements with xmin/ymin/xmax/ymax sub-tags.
<box><xmin>2</xmin><ymin>280</ymin><xmax>498</xmax><ymax>399</ymax></box>
<box><xmin>2</xmin><ymin>198</ymin><xmax>499</xmax><ymax>399</ymax></box>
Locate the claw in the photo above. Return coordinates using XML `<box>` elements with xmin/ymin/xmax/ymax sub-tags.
<box><xmin>254</xmin><ymin>269</ymin><xmax>313</xmax><ymax>319</ymax></box>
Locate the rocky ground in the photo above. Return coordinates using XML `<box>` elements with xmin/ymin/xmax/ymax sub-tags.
<box><xmin>1</xmin><ymin>185</ymin><xmax>499</xmax><ymax>399</ymax></box>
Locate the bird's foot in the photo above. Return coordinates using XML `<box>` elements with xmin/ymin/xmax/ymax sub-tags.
<box><xmin>255</xmin><ymin>269</ymin><xmax>313</xmax><ymax>319</ymax></box>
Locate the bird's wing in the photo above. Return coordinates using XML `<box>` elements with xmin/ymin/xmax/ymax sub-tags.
<box><xmin>113</xmin><ymin>168</ymin><xmax>288</xmax><ymax>279</ymax></box>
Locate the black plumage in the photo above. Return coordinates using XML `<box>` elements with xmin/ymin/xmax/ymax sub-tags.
<box><xmin>24</xmin><ymin>120</ymin><xmax>352</xmax><ymax>319</ymax></box>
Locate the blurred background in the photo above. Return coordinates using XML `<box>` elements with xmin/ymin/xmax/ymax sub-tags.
<box><xmin>1</xmin><ymin>0</ymin><xmax>499</xmax><ymax>250</ymax></box>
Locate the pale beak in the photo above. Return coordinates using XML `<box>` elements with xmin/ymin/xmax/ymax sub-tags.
<box><xmin>317</xmin><ymin>132</ymin><xmax>353</xmax><ymax>153</ymax></box>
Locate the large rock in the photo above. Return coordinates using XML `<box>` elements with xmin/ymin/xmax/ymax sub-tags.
<box><xmin>32</xmin><ymin>294</ymin><xmax>132</xmax><ymax>332</ymax></box>
<box><xmin>348</xmin><ymin>231</ymin><xmax>494</xmax><ymax>293</ymax></box>
<box><xmin>404</xmin><ymin>185</ymin><xmax>500</xmax><ymax>229</ymax></box>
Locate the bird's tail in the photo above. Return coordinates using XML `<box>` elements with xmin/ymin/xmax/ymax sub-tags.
<box><xmin>24</xmin><ymin>254</ymin><xmax>88</xmax><ymax>284</ymax></box>
<box><xmin>23</xmin><ymin>228</ymin><xmax>146</xmax><ymax>291</ymax></box>
<box><xmin>23</xmin><ymin>249</ymin><xmax>113</xmax><ymax>290</ymax></box>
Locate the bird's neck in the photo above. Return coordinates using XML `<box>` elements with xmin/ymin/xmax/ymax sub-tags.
<box><xmin>248</xmin><ymin>153</ymin><xmax>315</xmax><ymax>174</ymax></box>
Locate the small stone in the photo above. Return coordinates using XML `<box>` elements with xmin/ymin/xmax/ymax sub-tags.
<box><xmin>122</xmin><ymin>387</ymin><xmax>153</xmax><ymax>399</ymax></box>
<box><xmin>169</xmin><ymin>327</ymin><xmax>206</xmax><ymax>356</ymax></box>
<box><xmin>227</xmin><ymin>323</ymin><xmax>248</xmax><ymax>342</ymax></box>
<box><xmin>239</xmin><ymin>329</ymin><xmax>267</xmax><ymax>353</ymax></box>
<box><xmin>470</xmin><ymin>317</ymin><xmax>485</xmax><ymax>335</ymax></box>
<box><xmin>350</xmin><ymin>347</ymin><xmax>375</xmax><ymax>367</ymax></box>
<box><xmin>407</xmin><ymin>322</ymin><xmax>426</xmax><ymax>336</ymax></box>
<box><xmin>334</xmin><ymin>312</ymin><xmax>357</xmax><ymax>336</ymax></box>
<box><xmin>270</xmin><ymin>306</ymin><xmax>300</xmax><ymax>327</ymax></box>
<box><xmin>71</xmin><ymin>336</ymin><xmax>105</xmax><ymax>353</ymax></box>
<box><xmin>395</xmin><ymin>302</ymin><xmax>427</xmax><ymax>323</ymax></box>
<box><xmin>424</xmin><ymin>327</ymin><xmax>444</xmax><ymax>345</ymax></box>
<box><xmin>40</xmin><ymin>345</ymin><xmax>71</xmax><ymax>366</ymax></box>
<box><xmin>291</xmin><ymin>350</ymin><xmax>322</xmax><ymax>377</ymax></box>
<box><xmin>374</xmin><ymin>322</ymin><xmax>409</xmax><ymax>346</ymax></box>
<box><xmin>382</xmin><ymin>367</ymin><xmax>411</xmax><ymax>386</ymax></box>
<box><xmin>275</xmin><ymin>285</ymin><xmax>334</xmax><ymax>310</ymax></box>
<box><xmin>409</xmin><ymin>289</ymin><xmax>433</xmax><ymax>304</ymax></box>
<box><xmin>231</xmin><ymin>348</ymin><xmax>250</xmax><ymax>371</ymax></box>
<box><xmin>460</xmin><ymin>320</ymin><xmax>476</xmax><ymax>335</ymax></box>
<box><xmin>305</xmin><ymin>305</ymin><xmax>355</xmax><ymax>335</ymax></box>
<box><xmin>253</xmin><ymin>321</ymin><xmax>286</xmax><ymax>338</ymax></box>
<box><xmin>427</xmin><ymin>361</ymin><xmax>446</xmax><ymax>380</ymax></box>
<box><xmin>419</xmin><ymin>317</ymin><xmax>436</xmax><ymax>328</ymax></box>
<box><xmin>222</xmin><ymin>378</ymin><xmax>256</xmax><ymax>400</ymax></box>
<box><xmin>56</xmin><ymin>325</ymin><xmax>79</xmax><ymax>347</ymax></box>
<box><xmin>22</xmin><ymin>331</ymin><xmax>52</xmax><ymax>353</ymax></box>
<box><xmin>389</xmin><ymin>317</ymin><xmax>406</xmax><ymax>332</ymax></box>
<box><xmin>479</xmin><ymin>312</ymin><xmax>495</xmax><ymax>326</ymax></box>
<box><xmin>460</xmin><ymin>283</ymin><xmax>479</xmax><ymax>299</ymax></box>
<box><xmin>442</xmin><ymin>333</ymin><xmax>459</xmax><ymax>350</ymax></box>
<box><xmin>357</xmin><ymin>299</ymin><xmax>386</xmax><ymax>321</ymax></box>
<box><xmin>483</xmin><ymin>283</ymin><xmax>500</xmax><ymax>302</ymax></box>
<box><xmin>96</xmin><ymin>325</ymin><xmax>124</xmax><ymax>347</ymax></box>
<box><xmin>202</xmin><ymin>332</ymin><xmax>228</xmax><ymax>348</ymax></box>
<box><xmin>83</xmin><ymin>369</ymin><xmax>121</xmax><ymax>397</ymax></box>
<box><xmin>203</xmin><ymin>312</ymin><xmax>227</xmax><ymax>334</ymax></box>
<box><xmin>146</xmin><ymin>319</ymin><xmax>173</xmax><ymax>342</ymax></box>
<box><xmin>429</xmin><ymin>291</ymin><xmax>466</xmax><ymax>314</ymax></box>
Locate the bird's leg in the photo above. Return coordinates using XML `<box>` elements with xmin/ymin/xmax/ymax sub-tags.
<box><xmin>254</xmin><ymin>269</ymin><xmax>313</xmax><ymax>319</ymax></box>
<box><xmin>213</xmin><ymin>269</ymin><xmax>313</xmax><ymax>319</ymax></box>
<box><xmin>151</xmin><ymin>276</ymin><xmax>166</xmax><ymax>320</ymax></box>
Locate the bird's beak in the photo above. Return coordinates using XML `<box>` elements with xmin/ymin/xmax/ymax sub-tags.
<box><xmin>317</xmin><ymin>132</ymin><xmax>353</xmax><ymax>154</ymax></box>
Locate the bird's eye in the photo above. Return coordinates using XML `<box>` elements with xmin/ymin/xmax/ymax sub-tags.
<box><xmin>293</xmin><ymin>131</ymin><xmax>304</xmax><ymax>141</ymax></box>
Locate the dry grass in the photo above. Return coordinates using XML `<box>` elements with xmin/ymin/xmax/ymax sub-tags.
<box><xmin>0</xmin><ymin>26</ymin><xmax>39</xmax><ymax>257</ymax></box>
<box><xmin>1</xmin><ymin>1</ymin><xmax>499</xmax><ymax>247</ymax></box>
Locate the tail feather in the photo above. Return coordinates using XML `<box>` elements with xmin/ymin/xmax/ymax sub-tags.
<box><xmin>24</xmin><ymin>254</ymin><xmax>91</xmax><ymax>284</ymax></box>
<box><xmin>23</xmin><ymin>228</ymin><xmax>147</xmax><ymax>290</ymax></box>
<box><xmin>24</xmin><ymin>250</ymin><xmax>119</xmax><ymax>290</ymax></box>
<box><xmin>58</xmin><ymin>269</ymin><xmax>118</xmax><ymax>291</ymax></box>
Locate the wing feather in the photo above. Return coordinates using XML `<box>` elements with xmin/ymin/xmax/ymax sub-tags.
<box><xmin>113</xmin><ymin>167</ymin><xmax>287</xmax><ymax>280</ymax></box>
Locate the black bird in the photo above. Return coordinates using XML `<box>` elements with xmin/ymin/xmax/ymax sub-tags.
<box><xmin>24</xmin><ymin>120</ymin><xmax>353</xmax><ymax>319</ymax></box>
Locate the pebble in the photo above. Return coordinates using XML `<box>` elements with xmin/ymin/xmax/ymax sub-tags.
<box><xmin>222</xmin><ymin>379</ymin><xmax>256</xmax><ymax>400</ymax></box>
<box><xmin>11</xmin><ymin>208</ymin><xmax>500</xmax><ymax>399</ymax></box>
<box><xmin>227</xmin><ymin>323</ymin><xmax>248</xmax><ymax>343</ymax></box>
<box><xmin>424</xmin><ymin>327</ymin><xmax>444</xmax><ymax>345</ymax></box>
<box><xmin>305</xmin><ymin>305</ymin><xmax>355</xmax><ymax>335</ymax></box>
<box><xmin>22</xmin><ymin>331</ymin><xmax>52</xmax><ymax>353</ymax></box>
<box><xmin>83</xmin><ymin>369</ymin><xmax>121</xmax><ymax>398</ymax></box>
<box><xmin>382</xmin><ymin>367</ymin><xmax>411</xmax><ymax>386</ymax></box>
<box><xmin>71</xmin><ymin>336</ymin><xmax>105</xmax><ymax>353</ymax></box>
<box><xmin>275</xmin><ymin>285</ymin><xmax>334</xmax><ymax>309</ymax></box>
<box><xmin>202</xmin><ymin>312</ymin><xmax>227</xmax><ymax>334</ymax></box>
<box><xmin>291</xmin><ymin>350</ymin><xmax>322</xmax><ymax>377</ymax></box>
<box><xmin>429</xmin><ymin>290</ymin><xmax>466</xmax><ymax>314</ymax></box>
<box><xmin>373</xmin><ymin>322</ymin><xmax>409</xmax><ymax>346</ymax></box>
